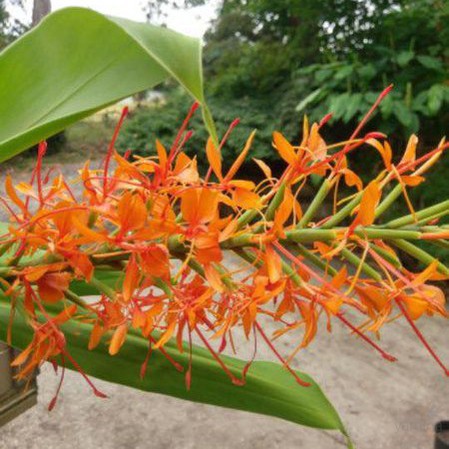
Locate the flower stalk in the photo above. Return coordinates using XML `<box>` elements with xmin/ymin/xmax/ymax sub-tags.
<box><xmin>1</xmin><ymin>90</ymin><xmax>449</xmax><ymax>409</ymax></box>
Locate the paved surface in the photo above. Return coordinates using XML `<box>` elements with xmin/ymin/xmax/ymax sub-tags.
<box><xmin>0</xmin><ymin>162</ymin><xmax>449</xmax><ymax>449</ymax></box>
<box><xmin>1</xmin><ymin>311</ymin><xmax>448</xmax><ymax>449</ymax></box>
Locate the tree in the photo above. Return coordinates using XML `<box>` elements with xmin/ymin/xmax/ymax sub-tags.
<box><xmin>144</xmin><ymin>0</ymin><xmax>205</xmax><ymax>23</ymax></box>
<box><xmin>32</xmin><ymin>0</ymin><xmax>51</xmax><ymax>26</ymax></box>
<box><xmin>0</xmin><ymin>0</ymin><xmax>9</xmax><ymax>48</ymax></box>
<box><xmin>0</xmin><ymin>0</ymin><xmax>27</xmax><ymax>50</ymax></box>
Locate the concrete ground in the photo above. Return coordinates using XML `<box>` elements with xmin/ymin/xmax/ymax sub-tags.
<box><xmin>0</xmin><ymin>161</ymin><xmax>448</xmax><ymax>449</ymax></box>
<box><xmin>1</xmin><ymin>309</ymin><xmax>448</xmax><ymax>449</ymax></box>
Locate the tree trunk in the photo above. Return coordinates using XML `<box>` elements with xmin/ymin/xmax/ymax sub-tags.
<box><xmin>32</xmin><ymin>0</ymin><xmax>51</xmax><ymax>26</ymax></box>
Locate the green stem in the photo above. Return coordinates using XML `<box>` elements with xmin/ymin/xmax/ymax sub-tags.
<box><xmin>285</xmin><ymin>229</ymin><xmax>337</xmax><ymax>243</ymax></box>
<box><xmin>88</xmin><ymin>276</ymin><xmax>117</xmax><ymax>300</ymax></box>
<box><xmin>265</xmin><ymin>182</ymin><xmax>286</xmax><ymax>221</ymax></box>
<box><xmin>355</xmin><ymin>228</ymin><xmax>421</xmax><ymax>240</ymax></box>
<box><xmin>375</xmin><ymin>184</ymin><xmax>402</xmax><ymax>219</ymax></box>
<box><xmin>321</xmin><ymin>192</ymin><xmax>363</xmax><ymax>229</ymax></box>
<box><xmin>391</xmin><ymin>239</ymin><xmax>449</xmax><ymax>275</ymax></box>
<box><xmin>290</xmin><ymin>242</ymin><xmax>338</xmax><ymax>276</ymax></box>
<box><xmin>298</xmin><ymin>179</ymin><xmax>331</xmax><ymax>228</ymax></box>
<box><xmin>339</xmin><ymin>247</ymin><xmax>382</xmax><ymax>281</ymax></box>
<box><xmin>386</xmin><ymin>200</ymin><xmax>449</xmax><ymax>228</ymax></box>
<box><xmin>64</xmin><ymin>290</ymin><xmax>89</xmax><ymax>309</ymax></box>
<box><xmin>370</xmin><ymin>244</ymin><xmax>402</xmax><ymax>269</ymax></box>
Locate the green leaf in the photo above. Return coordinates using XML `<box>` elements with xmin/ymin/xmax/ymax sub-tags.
<box><xmin>379</xmin><ymin>94</ymin><xmax>394</xmax><ymax>118</ymax></box>
<box><xmin>0</xmin><ymin>7</ymin><xmax>216</xmax><ymax>162</ymax></box>
<box><xmin>296</xmin><ymin>88</ymin><xmax>323</xmax><ymax>113</ymax></box>
<box><xmin>357</xmin><ymin>63</ymin><xmax>377</xmax><ymax>80</ymax></box>
<box><xmin>314</xmin><ymin>68</ymin><xmax>334</xmax><ymax>83</ymax></box>
<box><xmin>427</xmin><ymin>84</ymin><xmax>446</xmax><ymax>115</ymax></box>
<box><xmin>0</xmin><ymin>296</ymin><xmax>350</xmax><ymax>444</ymax></box>
<box><xmin>416</xmin><ymin>55</ymin><xmax>443</xmax><ymax>71</ymax></box>
<box><xmin>334</xmin><ymin>65</ymin><xmax>353</xmax><ymax>81</ymax></box>
<box><xmin>393</xmin><ymin>101</ymin><xmax>413</xmax><ymax>128</ymax></box>
<box><xmin>396</xmin><ymin>51</ymin><xmax>414</xmax><ymax>68</ymax></box>
<box><xmin>343</xmin><ymin>93</ymin><xmax>362</xmax><ymax>123</ymax></box>
<box><xmin>329</xmin><ymin>93</ymin><xmax>350</xmax><ymax>121</ymax></box>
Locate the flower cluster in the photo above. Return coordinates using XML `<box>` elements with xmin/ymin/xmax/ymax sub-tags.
<box><xmin>1</xmin><ymin>87</ymin><xmax>449</xmax><ymax>404</ymax></box>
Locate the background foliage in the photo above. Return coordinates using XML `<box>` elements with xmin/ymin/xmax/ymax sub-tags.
<box><xmin>121</xmin><ymin>0</ymin><xmax>448</xmax><ymax>203</ymax></box>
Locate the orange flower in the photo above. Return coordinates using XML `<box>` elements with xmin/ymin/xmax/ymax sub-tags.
<box><xmin>3</xmin><ymin>92</ymin><xmax>449</xmax><ymax>403</ymax></box>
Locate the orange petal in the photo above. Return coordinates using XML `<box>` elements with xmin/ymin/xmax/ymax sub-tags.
<box><xmin>253</xmin><ymin>158</ymin><xmax>272</xmax><ymax>179</ymax></box>
<box><xmin>123</xmin><ymin>255</ymin><xmax>140</xmax><ymax>302</ymax></box>
<box><xmin>401</xmin><ymin>175</ymin><xmax>425</xmax><ymax>186</ymax></box>
<box><xmin>265</xmin><ymin>244</ymin><xmax>282</xmax><ymax>284</ymax></box>
<box><xmin>156</xmin><ymin>139</ymin><xmax>168</xmax><ymax>168</ymax></box>
<box><xmin>367</xmin><ymin>138</ymin><xmax>392</xmax><ymax>169</ymax></box>
<box><xmin>117</xmin><ymin>191</ymin><xmax>147</xmax><ymax>232</ymax></box>
<box><xmin>204</xmin><ymin>263</ymin><xmax>224</xmax><ymax>292</ymax></box>
<box><xmin>399</xmin><ymin>134</ymin><xmax>418</xmax><ymax>166</ymax></box>
<box><xmin>140</xmin><ymin>245</ymin><xmax>170</xmax><ymax>279</ymax></box>
<box><xmin>224</xmin><ymin>130</ymin><xmax>256</xmax><ymax>181</ymax></box>
<box><xmin>273</xmin><ymin>132</ymin><xmax>297</xmax><ymax>165</ymax></box>
<box><xmin>109</xmin><ymin>324</ymin><xmax>128</xmax><ymax>355</ymax></box>
<box><xmin>354</xmin><ymin>180</ymin><xmax>381</xmax><ymax>226</ymax></box>
<box><xmin>181</xmin><ymin>188</ymin><xmax>219</xmax><ymax>225</ymax></box>
<box><xmin>88</xmin><ymin>322</ymin><xmax>105</xmax><ymax>350</ymax></box>
<box><xmin>232</xmin><ymin>188</ymin><xmax>261</xmax><ymax>210</ymax></box>
<box><xmin>206</xmin><ymin>137</ymin><xmax>223</xmax><ymax>181</ymax></box>
<box><xmin>37</xmin><ymin>272</ymin><xmax>71</xmax><ymax>303</ymax></box>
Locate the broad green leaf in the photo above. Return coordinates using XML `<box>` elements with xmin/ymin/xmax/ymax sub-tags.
<box><xmin>329</xmin><ymin>93</ymin><xmax>351</xmax><ymax>121</ymax></box>
<box><xmin>343</xmin><ymin>93</ymin><xmax>362</xmax><ymax>123</ymax></box>
<box><xmin>334</xmin><ymin>65</ymin><xmax>353</xmax><ymax>81</ymax></box>
<box><xmin>357</xmin><ymin>63</ymin><xmax>377</xmax><ymax>81</ymax></box>
<box><xmin>0</xmin><ymin>7</ymin><xmax>217</xmax><ymax>162</ymax></box>
<box><xmin>396</xmin><ymin>50</ymin><xmax>414</xmax><ymax>68</ymax></box>
<box><xmin>314</xmin><ymin>68</ymin><xmax>334</xmax><ymax>83</ymax></box>
<box><xmin>416</xmin><ymin>55</ymin><xmax>443</xmax><ymax>71</ymax></box>
<box><xmin>0</xmin><ymin>297</ymin><xmax>351</xmax><ymax>445</ymax></box>
<box><xmin>379</xmin><ymin>93</ymin><xmax>394</xmax><ymax>118</ymax></box>
<box><xmin>427</xmin><ymin>84</ymin><xmax>446</xmax><ymax>115</ymax></box>
<box><xmin>393</xmin><ymin>101</ymin><xmax>413</xmax><ymax>128</ymax></box>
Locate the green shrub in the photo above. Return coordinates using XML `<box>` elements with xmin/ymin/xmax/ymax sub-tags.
<box><xmin>116</xmin><ymin>89</ymin><xmax>280</xmax><ymax>169</ymax></box>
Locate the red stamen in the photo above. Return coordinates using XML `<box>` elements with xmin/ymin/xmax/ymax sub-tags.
<box><xmin>398</xmin><ymin>142</ymin><xmax>449</xmax><ymax>174</ymax></box>
<box><xmin>219</xmin><ymin>119</ymin><xmax>240</xmax><ymax>152</ymax></box>
<box><xmin>48</xmin><ymin>357</ymin><xmax>66</xmax><ymax>411</ymax></box>
<box><xmin>185</xmin><ymin>328</ymin><xmax>193</xmax><ymax>391</ymax></box>
<box><xmin>350</xmin><ymin>85</ymin><xmax>393</xmax><ymax>142</ymax></box>
<box><xmin>365</xmin><ymin>132</ymin><xmax>387</xmax><ymax>140</ymax></box>
<box><xmin>148</xmin><ymin>335</ymin><xmax>184</xmax><ymax>372</ymax></box>
<box><xmin>396</xmin><ymin>298</ymin><xmax>449</xmax><ymax>376</ymax></box>
<box><xmin>140</xmin><ymin>340</ymin><xmax>152</xmax><ymax>380</ymax></box>
<box><xmin>168</xmin><ymin>102</ymin><xmax>200</xmax><ymax>163</ymax></box>
<box><xmin>195</xmin><ymin>326</ymin><xmax>243</xmax><ymax>386</ymax></box>
<box><xmin>36</xmin><ymin>141</ymin><xmax>47</xmax><ymax>205</ymax></box>
<box><xmin>319</xmin><ymin>113</ymin><xmax>333</xmax><ymax>128</ymax></box>
<box><xmin>103</xmin><ymin>107</ymin><xmax>129</xmax><ymax>198</ymax></box>
<box><xmin>254</xmin><ymin>321</ymin><xmax>310</xmax><ymax>387</ymax></box>
<box><xmin>337</xmin><ymin>313</ymin><xmax>397</xmax><ymax>362</ymax></box>
<box><xmin>241</xmin><ymin>324</ymin><xmax>258</xmax><ymax>383</ymax></box>
<box><xmin>335</xmin><ymin>85</ymin><xmax>393</xmax><ymax>170</ymax></box>
<box><xmin>0</xmin><ymin>197</ymin><xmax>21</xmax><ymax>222</ymax></box>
